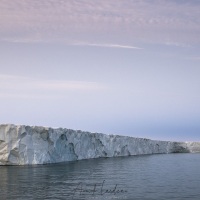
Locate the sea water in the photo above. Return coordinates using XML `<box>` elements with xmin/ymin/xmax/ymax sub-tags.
<box><xmin>0</xmin><ymin>153</ymin><xmax>200</xmax><ymax>200</ymax></box>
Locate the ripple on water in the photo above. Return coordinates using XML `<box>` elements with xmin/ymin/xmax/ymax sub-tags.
<box><xmin>0</xmin><ymin>153</ymin><xmax>200</xmax><ymax>200</ymax></box>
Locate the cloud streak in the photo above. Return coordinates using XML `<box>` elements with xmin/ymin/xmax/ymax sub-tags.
<box><xmin>73</xmin><ymin>43</ymin><xmax>142</xmax><ymax>50</ymax></box>
<box><xmin>187</xmin><ymin>56</ymin><xmax>200</xmax><ymax>61</ymax></box>
<box><xmin>0</xmin><ymin>74</ymin><xmax>106</xmax><ymax>98</ymax></box>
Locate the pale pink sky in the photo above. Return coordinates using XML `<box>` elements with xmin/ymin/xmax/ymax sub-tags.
<box><xmin>0</xmin><ymin>0</ymin><xmax>200</xmax><ymax>141</ymax></box>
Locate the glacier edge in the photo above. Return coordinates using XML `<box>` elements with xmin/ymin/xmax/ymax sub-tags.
<box><xmin>0</xmin><ymin>124</ymin><xmax>200</xmax><ymax>165</ymax></box>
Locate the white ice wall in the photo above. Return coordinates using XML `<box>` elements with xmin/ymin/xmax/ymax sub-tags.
<box><xmin>0</xmin><ymin>124</ymin><xmax>199</xmax><ymax>165</ymax></box>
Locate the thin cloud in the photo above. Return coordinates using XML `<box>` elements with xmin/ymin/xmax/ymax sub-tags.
<box><xmin>0</xmin><ymin>0</ymin><xmax>200</xmax><ymax>45</ymax></box>
<box><xmin>186</xmin><ymin>56</ymin><xmax>200</xmax><ymax>61</ymax></box>
<box><xmin>73</xmin><ymin>43</ymin><xmax>142</xmax><ymax>50</ymax></box>
<box><xmin>0</xmin><ymin>74</ymin><xmax>106</xmax><ymax>98</ymax></box>
<box><xmin>164</xmin><ymin>41</ymin><xmax>191</xmax><ymax>48</ymax></box>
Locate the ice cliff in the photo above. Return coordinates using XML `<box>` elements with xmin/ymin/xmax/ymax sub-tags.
<box><xmin>0</xmin><ymin>124</ymin><xmax>200</xmax><ymax>165</ymax></box>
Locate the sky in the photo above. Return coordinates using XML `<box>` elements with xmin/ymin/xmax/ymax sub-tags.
<box><xmin>0</xmin><ymin>0</ymin><xmax>200</xmax><ymax>141</ymax></box>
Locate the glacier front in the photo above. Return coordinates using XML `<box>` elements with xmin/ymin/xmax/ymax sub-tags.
<box><xmin>0</xmin><ymin>124</ymin><xmax>200</xmax><ymax>165</ymax></box>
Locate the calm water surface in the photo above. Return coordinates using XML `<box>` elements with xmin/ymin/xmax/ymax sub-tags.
<box><xmin>0</xmin><ymin>153</ymin><xmax>200</xmax><ymax>200</ymax></box>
